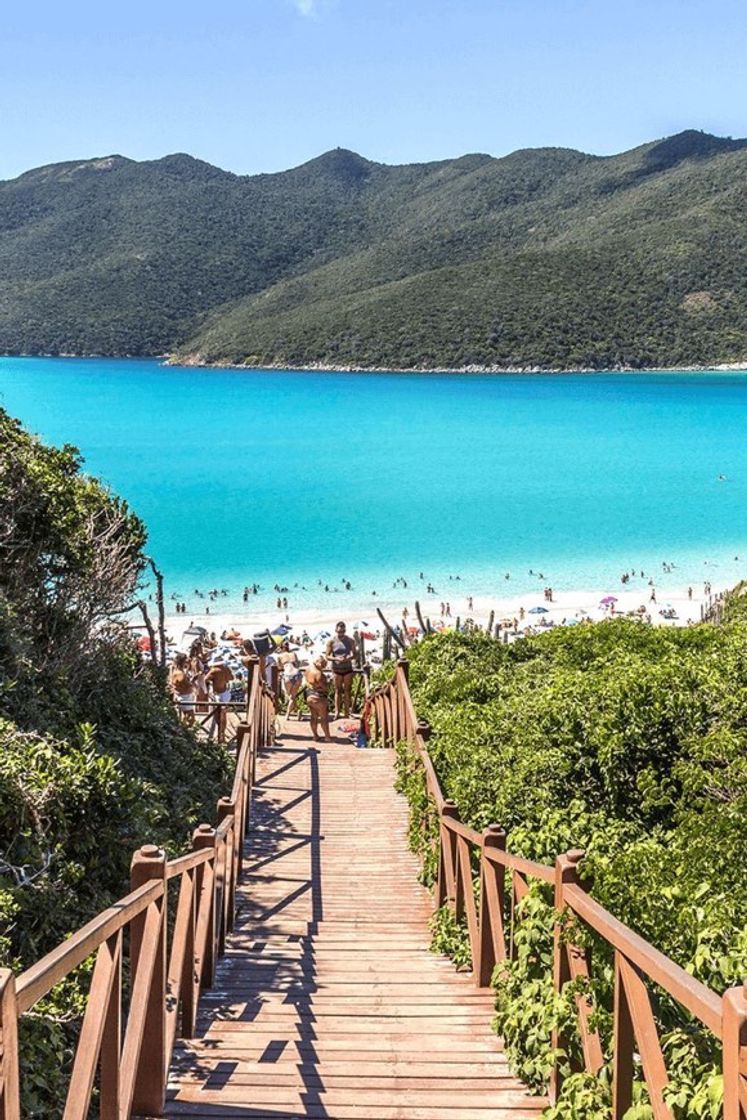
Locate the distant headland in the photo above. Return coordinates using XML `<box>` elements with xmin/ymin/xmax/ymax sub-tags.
<box><xmin>2</xmin><ymin>129</ymin><xmax>747</xmax><ymax>372</ymax></box>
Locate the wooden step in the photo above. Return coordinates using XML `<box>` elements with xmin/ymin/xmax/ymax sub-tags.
<box><xmin>163</xmin><ymin>732</ymin><xmax>546</xmax><ymax>1120</ymax></box>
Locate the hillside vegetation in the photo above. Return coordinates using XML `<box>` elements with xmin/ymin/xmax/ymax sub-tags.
<box><xmin>0</xmin><ymin>409</ymin><xmax>231</xmax><ymax>1115</ymax></box>
<box><xmin>397</xmin><ymin>612</ymin><xmax>747</xmax><ymax>1118</ymax></box>
<box><xmin>2</xmin><ymin>131</ymin><xmax>747</xmax><ymax>369</ymax></box>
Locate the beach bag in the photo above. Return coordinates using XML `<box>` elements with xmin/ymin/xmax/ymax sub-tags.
<box><xmin>250</xmin><ymin>630</ymin><xmax>274</xmax><ymax>656</ymax></box>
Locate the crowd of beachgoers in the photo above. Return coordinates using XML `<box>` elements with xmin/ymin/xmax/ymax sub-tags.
<box><xmin>164</xmin><ymin>619</ymin><xmax>369</xmax><ymax>745</ymax></box>
<box><xmin>149</xmin><ymin>562</ymin><xmax>731</xmax><ymax>744</ymax></box>
<box><xmin>155</xmin><ymin>559</ymin><xmax>726</xmax><ymax>634</ymax></box>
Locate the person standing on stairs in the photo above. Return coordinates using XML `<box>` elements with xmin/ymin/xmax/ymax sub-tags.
<box><xmin>326</xmin><ymin>620</ymin><xmax>356</xmax><ymax>719</ymax></box>
<box><xmin>304</xmin><ymin>655</ymin><xmax>331</xmax><ymax>741</ymax></box>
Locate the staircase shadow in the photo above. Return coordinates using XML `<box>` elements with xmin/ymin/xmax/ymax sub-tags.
<box><xmin>171</xmin><ymin>729</ymin><xmax>332</xmax><ymax>1118</ymax></box>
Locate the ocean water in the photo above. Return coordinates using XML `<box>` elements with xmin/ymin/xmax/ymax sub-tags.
<box><xmin>1</xmin><ymin>356</ymin><xmax>746</xmax><ymax>615</ymax></box>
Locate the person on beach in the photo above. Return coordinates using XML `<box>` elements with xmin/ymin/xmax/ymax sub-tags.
<box><xmin>205</xmin><ymin>656</ymin><xmax>233</xmax><ymax>744</ymax></box>
<box><xmin>278</xmin><ymin>642</ymin><xmax>303</xmax><ymax>717</ymax></box>
<box><xmin>189</xmin><ymin>641</ymin><xmax>208</xmax><ymax>712</ymax></box>
<box><xmin>170</xmin><ymin>653</ymin><xmax>195</xmax><ymax>725</ymax></box>
<box><xmin>326</xmin><ymin>621</ymin><xmax>356</xmax><ymax>719</ymax></box>
<box><xmin>305</xmin><ymin>656</ymin><xmax>331</xmax><ymax>742</ymax></box>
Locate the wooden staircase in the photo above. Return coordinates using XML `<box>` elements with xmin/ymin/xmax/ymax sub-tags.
<box><xmin>163</xmin><ymin>724</ymin><xmax>545</xmax><ymax>1119</ymax></box>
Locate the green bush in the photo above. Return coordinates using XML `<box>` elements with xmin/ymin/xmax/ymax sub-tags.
<box><xmin>395</xmin><ymin>619</ymin><xmax>747</xmax><ymax>1117</ymax></box>
<box><xmin>0</xmin><ymin>409</ymin><xmax>232</xmax><ymax>1116</ymax></box>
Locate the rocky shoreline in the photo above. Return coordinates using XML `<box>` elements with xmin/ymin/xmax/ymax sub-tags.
<box><xmin>4</xmin><ymin>351</ymin><xmax>747</xmax><ymax>375</ymax></box>
<box><xmin>169</xmin><ymin>353</ymin><xmax>747</xmax><ymax>375</ymax></box>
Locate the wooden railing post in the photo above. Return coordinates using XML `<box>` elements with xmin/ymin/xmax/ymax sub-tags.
<box><xmin>381</xmin><ymin>687</ymin><xmax>389</xmax><ymax>748</ymax></box>
<box><xmin>437</xmin><ymin>800</ymin><xmax>460</xmax><ymax>910</ymax></box>
<box><xmin>374</xmin><ymin>689</ymin><xmax>385</xmax><ymax>743</ymax></box>
<box><xmin>396</xmin><ymin>658</ymin><xmax>409</xmax><ymax>742</ymax></box>
<box><xmin>234</xmin><ymin>721</ymin><xmax>251</xmax><ymax>834</ymax></box>
<box><xmin>244</xmin><ymin>655</ymin><xmax>259</xmax><ymax>719</ymax></box>
<box><xmin>611</xmin><ymin>950</ymin><xmax>634</xmax><ymax>1119</ymax></box>
<box><xmin>192</xmin><ymin>824</ymin><xmax>217</xmax><ymax>988</ymax></box>
<box><xmin>130</xmin><ymin>844</ymin><xmax>167</xmax><ymax>1117</ymax></box>
<box><xmin>477</xmin><ymin>825</ymin><xmax>507</xmax><ymax>987</ymax></box>
<box><xmin>180</xmin><ymin>868</ymin><xmax>199</xmax><ymax>1040</ymax></box>
<box><xmin>723</xmin><ymin>981</ymin><xmax>747</xmax><ymax>1120</ymax></box>
<box><xmin>550</xmin><ymin>849</ymin><xmax>585</xmax><ymax>1104</ymax></box>
<box><xmin>217</xmin><ymin>796</ymin><xmax>237</xmax><ymax>943</ymax></box>
<box><xmin>0</xmin><ymin>969</ymin><xmax>20</xmax><ymax>1120</ymax></box>
<box><xmin>416</xmin><ymin>719</ymin><xmax>433</xmax><ymax>843</ymax></box>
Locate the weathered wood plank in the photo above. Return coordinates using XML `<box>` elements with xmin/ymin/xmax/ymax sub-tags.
<box><xmin>163</xmin><ymin>722</ymin><xmax>545</xmax><ymax>1119</ymax></box>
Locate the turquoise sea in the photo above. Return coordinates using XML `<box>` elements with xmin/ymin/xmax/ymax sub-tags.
<box><xmin>1</xmin><ymin>356</ymin><xmax>746</xmax><ymax>614</ymax></box>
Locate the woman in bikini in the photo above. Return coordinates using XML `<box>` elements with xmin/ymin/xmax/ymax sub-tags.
<box><xmin>325</xmin><ymin>621</ymin><xmax>356</xmax><ymax>720</ymax></box>
<box><xmin>304</xmin><ymin>655</ymin><xmax>331</xmax><ymax>742</ymax></box>
<box><xmin>278</xmin><ymin>642</ymin><xmax>303</xmax><ymax>717</ymax></box>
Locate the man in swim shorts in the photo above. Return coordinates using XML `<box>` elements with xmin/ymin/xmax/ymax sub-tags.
<box><xmin>170</xmin><ymin>652</ymin><xmax>195</xmax><ymax>725</ymax></box>
<box><xmin>206</xmin><ymin>655</ymin><xmax>233</xmax><ymax>744</ymax></box>
<box><xmin>325</xmin><ymin>620</ymin><xmax>356</xmax><ymax>720</ymax></box>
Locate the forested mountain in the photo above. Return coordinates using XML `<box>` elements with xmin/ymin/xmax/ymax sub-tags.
<box><xmin>2</xmin><ymin>130</ymin><xmax>747</xmax><ymax>369</ymax></box>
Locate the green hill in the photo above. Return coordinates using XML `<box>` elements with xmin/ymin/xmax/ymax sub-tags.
<box><xmin>2</xmin><ymin>130</ymin><xmax>747</xmax><ymax>369</ymax></box>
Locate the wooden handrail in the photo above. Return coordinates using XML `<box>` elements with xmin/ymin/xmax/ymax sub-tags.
<box><xmin>375</xmin><ymin>659</ymin><xmax>747</xmax><ymax>1117</ymax></box>
<box><xmin>165</xmin><ymin>846</ymin><xmax>214</xmax><ymax>879</ymax></box>
<box><xmin>564</xmin><ymin>883</ymin><xmax>723</xmax><ymax>1036</ymax></box>
<box><xmin>440</xmin><ymin>815</ymin><xmax>483</xmax><ymax>845</ymax></box>
<box><xmin>1</xmin><ymin>663</ymin><xmax>277</xmax><ymax>1119</ymax></box>
<box><xmin>482</xmin><ymin>845</ymin><xmax>555</xmax><ymax>884</ymax></box>
<box><xmin>215</xmin><ymin>814</ymin><xmax>234</xmax><ymax>841</ymax></box>
<box><xmin>16</xmin><ymin>881</ymin><xmax>161</xmax><ymax>1013</ymax></box>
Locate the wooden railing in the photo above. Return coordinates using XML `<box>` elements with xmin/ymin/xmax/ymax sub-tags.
<box><xmin>0</xmin><ymin>666</ymin><xmax>276</xmax><ymax>1120</ymax></box>
<box><xmin>371</xmin><ymin>659</ymin><xmax>747</xmax><ymax>1120</ymax></box>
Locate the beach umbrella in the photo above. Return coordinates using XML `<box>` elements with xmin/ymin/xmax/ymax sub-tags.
<box><xmin>136</xmin><ymin>634</ymin><xmax>151</xmax><ymax>651</ymax></box>
<box><xmin>600</xmin><ymin>595</ymin><xmax>618</xmax><ymax>605</ymax></box>
<box><xmin>528</xmin><ymin>606</ymin><xmax>549</xmax><ymax>614</ymax></box>
<box><xmin>564</xmin><ymin>618</ymin><xmax>579</xmax><ymax>626</ymax></box>
<box><xmin>271</xmin><ymin>624</ymin><xmax>292</xmax><ymax>636</ymax></box>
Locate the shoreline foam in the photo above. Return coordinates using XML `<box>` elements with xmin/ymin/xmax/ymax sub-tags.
<box><xmin>160</xmin><ymin>580</ymin><xmax>726</xmax><ymax>652</ymax></box>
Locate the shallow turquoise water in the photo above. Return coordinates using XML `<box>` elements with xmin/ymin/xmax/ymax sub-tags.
<box><xmin>1</xmin><ymin>356</ymin><xmax>746</xmax><ymax>610</ymax></box>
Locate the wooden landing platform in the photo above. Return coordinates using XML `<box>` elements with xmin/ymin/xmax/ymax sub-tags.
<box><xmin>165</xmin><ymin>720</ymin><xmax>546</xmax><ymax>1119</ymax></box>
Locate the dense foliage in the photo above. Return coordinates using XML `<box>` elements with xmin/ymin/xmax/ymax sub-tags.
<box><xmin>0</xmin><ymin>409</ymin><xmax>231</xmax><ymax>1115</ymax></box>
<box><xmin>2</xmin><ymin>132</ymin><xmax>747</xmax><ymax>369</ymax></box>
<box><xmin>396</xmin><ymin>613</ymin><xmax>747</xmax><ymax>1118</ymax></box>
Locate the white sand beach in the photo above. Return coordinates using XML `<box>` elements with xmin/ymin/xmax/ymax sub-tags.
<box><xmin>160</xmin><ymin>580</ymin><xmax>726</xmax><ymax>657</ymax></box>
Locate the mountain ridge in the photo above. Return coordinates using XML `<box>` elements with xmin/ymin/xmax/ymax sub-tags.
<box><xmin>2</xmin><ymin>130</ymin><xmax>747</xmax><ymax>370</ymax></box>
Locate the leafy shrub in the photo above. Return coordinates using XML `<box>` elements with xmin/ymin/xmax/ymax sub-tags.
<box><xmin>395</xmin><ymin>620</ymin><xmax>747</xmax><ymax>1117</ymax></box>
<box><xmin>0</xmin><ymin>410</ymin><xmax>233</xmax><ymax>1115</ymax></box>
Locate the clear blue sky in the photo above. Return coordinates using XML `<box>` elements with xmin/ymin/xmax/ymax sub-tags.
<box><xmin>2</xmin><ymin>0</ymin><xmax>746</xmax><ymax>180</ymax></box>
